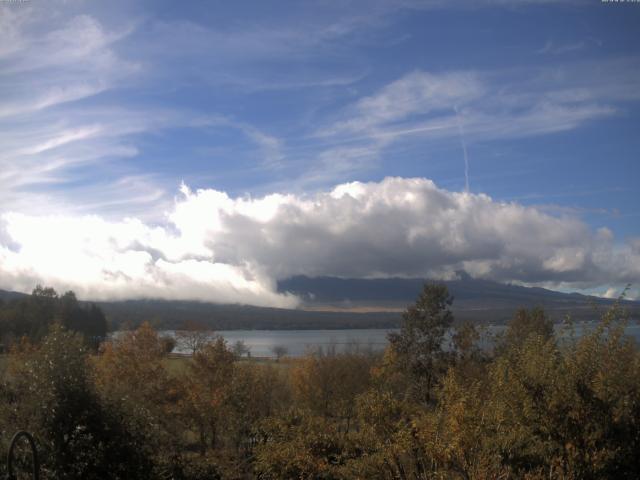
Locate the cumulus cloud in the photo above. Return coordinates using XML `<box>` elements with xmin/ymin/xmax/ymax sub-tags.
<box><xmin>0</xmin><ymin>177</ymin><xmax>638</xmax><ymax>306</ymax></box>
<box><xmin>0</xmin><ymin>209</ymin><xmax>297</xmax><ymax>307</ymax></box>
<box><xmin>601</xmin><ymin>287</ymin><xmax>620</xmax><ymax>299</ymax></box>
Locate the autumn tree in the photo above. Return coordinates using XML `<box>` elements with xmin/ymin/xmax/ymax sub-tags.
<box><xmin>92</xmin><ymin>322</ymin><xmax>184</xmax><ymax>474</ymax></box>
<box><xmin>458</xmin><ymin>301</ymin><xmax>640</xmax><ymax>479</ymax></box>
<box><xmin>350</xmin><ymin>388</ymin><xmax>427</xmax><ymax>479</ymax></box>
<box><xmin>232</xmin><ymin>339</ymin><xmax>250</xmax><ymax>358</ymax></box>
<box><xmin>495</xmin><ymin>306</ymin><xmax>554</xmax><ymax>355</ymax></box>
<box><xmin>225</xmin><ymin>363</ymin><xmax>291</xmax><ymax>464</ymax></box>
<box><xmin>292</xmin><ymin>349</ymin><xmax>374</xmax><ymax>428</ymax></box>
<box><xmin>160</xmin><ymin>334</ymin><xmax>177</xmax><ymax>354</ymax></box>
<box><xmin>182</xmin><ymin>336</ymin><xmax>235</xmax><ymax>454</ymax></box>
<box><xmin>387</xmin><ymin>282</ymin><xmax>454</xmax><ymax>404</ymax></box>
<box><xmin>4</xmin><ymin>324</ymin><xmax>150</xmax><ymax>479</ymax></box>
<box><xmin>176</xmin><ymin>320</ymin><xmax>212</xmax><ymax>354</ymax></box>
<box><xmin>271</xmin><ymin>344</ymin><xmax>288</xmax><ymax>361</ymax></box>
<box><xmin>254</xmin><ymin>411</ymin><xmax>360</xmax><ymax>480</ymax></box>
<box><xmin>450</xmin><ymin>321</ymin><xmax>487</xmax><ymax>384</ymax></box>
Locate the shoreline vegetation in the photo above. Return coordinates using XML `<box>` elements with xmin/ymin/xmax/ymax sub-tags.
<box><xmin>0</xmin><ymin>284</ymin><xmax>638</xmax><ymax>478</ymax></box>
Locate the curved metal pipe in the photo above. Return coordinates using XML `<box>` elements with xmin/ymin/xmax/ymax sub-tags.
<box><xmin>6</xmin><ymin>431</ymin><xmax>39</xmax><ymax>480</ymax></box>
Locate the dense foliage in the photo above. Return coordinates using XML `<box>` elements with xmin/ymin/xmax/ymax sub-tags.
<box><xmin>0</xmin><ymin>286</ymin><xmax>107</xmax><ymax>347</ymax></box>
<box><xmin>0</xmin><ymin>284</ymin><xmax>638</xmax><ymax>479</ymax></box>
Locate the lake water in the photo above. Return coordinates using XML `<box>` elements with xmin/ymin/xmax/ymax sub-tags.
<box><xmin>168</xmin><ymin>329</ymin><xmax>395</xmax><ymax>357</ymax></box>
<box><xmin>163</xmin><ymin>322</ymin><xmax>640</xmax><ymax>358</ymax></box>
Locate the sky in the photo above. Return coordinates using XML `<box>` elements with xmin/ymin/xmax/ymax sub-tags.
<box><xmin>0</xmin><ymin>0</ymin><xmax>639</xmax><ymax>305</ymax></box>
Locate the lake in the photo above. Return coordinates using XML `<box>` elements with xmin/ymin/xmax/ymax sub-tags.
<box><xmin>163</xmin><ymin>321</ymin><xmax>640</xmax><ymax>358</ymax></box>
<box><xmin>168</xmin><ymin>328</ymin><xmax>395</xmax><ymax>357</ymax></box>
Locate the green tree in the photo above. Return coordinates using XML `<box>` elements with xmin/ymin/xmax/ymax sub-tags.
<box><xmin>57</xmin><ymin>291</ymin><xmax>107</xmax><ymax>346</ymax></box>
<box><xmin>388</xmin><ymin>283</ymin><xmax>454</xmax><ymax>404</ymax></box>
<box><xmin>496</xmin><ymin>306</ymin><xmax>553</xmax><ymax>355</ymax></box>
<box><xmin>0</xmin><ymin>287</ymin><xmax>107</xmax><ymax>347</ymax></box>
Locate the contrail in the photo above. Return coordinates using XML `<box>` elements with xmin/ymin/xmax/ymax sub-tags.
<box><xmin>454</xmin><ymin>105</ymin><xmax>469</xmax><ymax>193</ymax></box>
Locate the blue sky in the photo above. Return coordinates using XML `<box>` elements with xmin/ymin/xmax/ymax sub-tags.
<box><xmin>0</xmin><ymin>0</ymin><xmax>639</xmax><ymax>304</ymax></box>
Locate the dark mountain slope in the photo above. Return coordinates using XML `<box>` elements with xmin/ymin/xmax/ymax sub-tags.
<box><xmin>277</xmin><ymin>275</ymin><xmax>632</xmax><ymax>311</ymax></box>
<box><xmin>2</xmin><ymin>276</ymin><xmax>638</xmax><ymax>330</ymax></box>
<box><xmin>0</xmin><ymin>289</ymin><xmax>28</xmax><ymax>302</ymax></box>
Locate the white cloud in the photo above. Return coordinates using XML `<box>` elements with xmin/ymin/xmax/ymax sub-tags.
<box><xmin>601</xmin><ymin>287</ymin><xmax>619</xmax><ymax>299</ymax></box>
<box><xmin>320</xmin><ymin>63</ymin><xmax>639</xmax><ymax>145</ymax></box>
<box><xmin>324</xmin><ymin>71</ymin><xmax>484</xmax><ymax>136</ymax></box>
<box><xmin>286</xmin><ymin>58</ymin><xmax>640</xmax><ymax>189</ymax></box>
<box><xmin>537</xmin><ymin>40</ymin><xmax>586</xmax><ymax>55</ymax></box>
<box><xmin>0</xmin><ymin>177</ymin><xmax>638</xmax><ymax>305</ymax></box>
<box><xmin>0</xmin><ymin>211</ymin><xmax>297</xmax><ymax>307</ymax></box>
<box><xmin>0</xmin><ymin>9</ymin><xmax>294</xmax><ymax>218</ymax></box>
<box><xmin>0</xmin><ymin>10</ymin><xmax>157</xmax><ymax>217</ymax></box>
<box><xmin>0</xmin><ymin>2</ymin><xmax>637</xmax><ymax>308</ymax></box>
<box><xmin>3</xmin><ymin>1</ymin><xmax>638</xmax><ymax>207</ymax></box>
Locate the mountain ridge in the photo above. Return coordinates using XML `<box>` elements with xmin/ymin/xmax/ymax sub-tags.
<box><xmin>277</xmin><ymin>275</ymin><xmax>632</xmax><ymax>309</ymax></box>
<box><xmin>1</xmin><ymin>276</ymin><xmax>637</xmax><ymax>329</ymax></box>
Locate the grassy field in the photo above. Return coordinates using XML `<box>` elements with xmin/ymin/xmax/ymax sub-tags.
<box><xmin>163</xmin><ymin>353</ymin><xmax>295</xmax><ymax>377</ymax></box>
<box><xmin>0</xmin><ymin>353</ymin><xmax>295</xmax><ymax>380</ymax></box>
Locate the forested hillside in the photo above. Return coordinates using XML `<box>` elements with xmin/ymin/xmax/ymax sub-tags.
<box><xmin>0</xmin><ymin>286</ymin><xmax>107</xmax><ymax>347</ymax></box>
